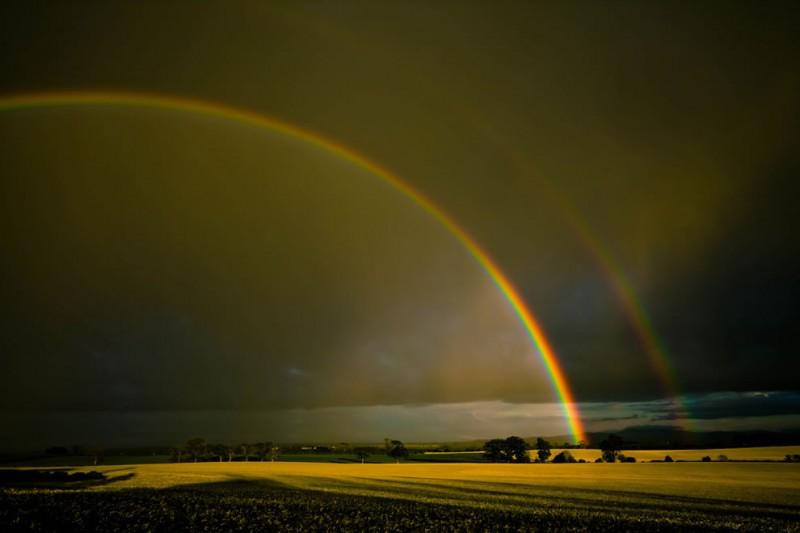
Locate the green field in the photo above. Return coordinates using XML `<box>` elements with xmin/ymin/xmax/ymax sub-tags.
<box><xmin>2</xmin><ymin>456</ymin><xmax>799</xmax><ymax>531</ymax></box>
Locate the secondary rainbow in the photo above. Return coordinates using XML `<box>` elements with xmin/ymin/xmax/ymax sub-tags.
<box><xmin>493</xmin><ymin>148</ymin><xmax>691</xmax><ymax>420</ymax></box>
<box><xmin>0</xmin><ymin>90</ymin><xmax>587</xmax><ymax>443</ymax></box>
<box><xmin>557</xmin><ymin>209</ymin><xmax>692</xmax><ymax>423</ymax></box>
<box><xmin>505</xmin><ymin>155</ymin><xmax>691</xmax><ymax>423</ymax></box>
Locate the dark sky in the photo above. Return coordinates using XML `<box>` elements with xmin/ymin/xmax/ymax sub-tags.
<box><xmin>1</xmin><ymin>1</ymin><xmax>798</xmax><ymax>447</ymax></box>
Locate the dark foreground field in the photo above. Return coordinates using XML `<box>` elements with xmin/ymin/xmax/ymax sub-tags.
<box><xmin>1</xmin><ymin>462</ymin><xmax>798</xmax><ymax>532</ymax></box>
<box><xmin>2</xmin><ymin>480</ymin><xmax>797</xmax><ymax>532</ymax></box>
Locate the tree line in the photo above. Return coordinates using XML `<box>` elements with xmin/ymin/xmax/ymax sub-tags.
<box><xmin>171</xmin><ymin>438</ymin><xmax>280</xmax><ymax>463</ymax></box>
<box><xmin>167</xmin><ymin>438</ymin><xmax>412</xmax><ymax>464</ymax></box>
<box><xmin>482</xmin><ymin>434</ymin><xmax>632</xmax><ymax>463</ymax></box>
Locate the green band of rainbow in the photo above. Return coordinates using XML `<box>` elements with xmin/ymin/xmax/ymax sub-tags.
<box><xmin>0</xmin><ymin>90</ymin><xmax>586</xmax><ymax>443</ymax></box>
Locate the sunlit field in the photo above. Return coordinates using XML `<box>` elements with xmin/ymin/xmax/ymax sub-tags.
<box><xmin>545</xmin><ymin>446</ymin><xmax>800</xmax><ymax>462</ymax></box>
<box><xmin>2</xmin><ymin>452</ymin><xmax>799</xmax><ymax>531</ymax></box>
<box><xmin>418</xmin><ymin>446</ymin><xmax>800</xmax><ymax>463</ymax></box>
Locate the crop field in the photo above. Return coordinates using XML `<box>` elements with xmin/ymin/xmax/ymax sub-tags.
<box><xmin>2</xmin><ymin>458</ymin><xmax>799</xmax><ymax>531</ymax></box>
<box><xmin>550</xmin><ymin>446</ymin><xmax>800</xmax><ymax>463</ymax></box>
<box><xmin>419</xmin><ymin>446</ymin><xmax>800</xmax><ymax>463</ymax></box>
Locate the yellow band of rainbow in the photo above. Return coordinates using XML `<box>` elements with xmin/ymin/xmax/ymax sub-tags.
<box><xmin>0</xmin><ymin>90</ymin><xmax>587</xmax><ymax>443</ymax></box>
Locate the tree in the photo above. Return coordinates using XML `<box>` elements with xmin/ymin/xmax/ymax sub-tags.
<box><xmin>536</xmin><ymin>438</ymin><xmax>552</xmax><ymax>463</ymax></box>
<box><xmin>253</xmin><ymin>442</ymin><xmax>273</xmax><ymax>461</ymax></box>
<box><xmin>483</xmin><ymin>439</ymin><xmax>507</xmax><ymax>462</ymax></box>
<box><xmin>354</xmin><ymin>448</ymin><xmax>370</xmax><ymax>464</ymax></box>
<box><xmin>388</xmin><ymin>440</ymin><xmax>409</xmax><ymax>463</ymax></box>
<box><xmin>210</xmin><ymin>444</ymin><xmax>227</xmax><ymax>462</ymax></box>
<box><xmin>185</xmin><ymin>438</ymin><xmax>207</xmax><ymax>463</ymax></box>
<box><xmin>664</xmin><ymin>455</ymin><xmax>674</xmax><ymax>463</ymax></box>
<box><xmin>599</xmin><ymin>434</ymin><xmax>624</xmax><ymax>463</ymax></box>
<box><xmin>239</xmin><ymin>443</ymin><xmax>251</xmax><ymax>461</ymax></box>
<box><xmin>482</xmin><ymin>437</ymin><xmax>530</xmax><ymax>463</ymax></box>
<box><xmin>504</xmin><ymin>436</ymin><xmax>530</xmax><ymax>463</ymax></box>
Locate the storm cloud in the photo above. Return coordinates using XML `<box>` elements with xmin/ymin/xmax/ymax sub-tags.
<box><xmin>0</xmin><ymin>2</ymin><xmax>799</xmax><ymax>445</ymax></box>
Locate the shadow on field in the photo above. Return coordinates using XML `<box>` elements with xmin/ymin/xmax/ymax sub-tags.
<box><xmin>1</xmin><ymin>478</ymin><xmax>575</xmax><ymax>532</ymax></box>
<box><xmin>0</xmin><ymin>469</ymin><xmax>136</xmax><ymax>489</ymax></box>
<box><xmin>167</xmin><ymin>476</ymin><xmax>299</xmax><ymax>493</ymax></box>
<box><xmin>2</xmin><ymin>476</ymin><xmax>799</xmax><ymax>531</ymax></box>
<box><xmin>279</xmin><ymin>474</ymin><xmax>800</xmax><ymax>529</ymax></box>
<box><xmin>374</xmin><ymin>476</ymin><xmax>799</xmax><ymax>511</ymax></box>
<box><xmin>380</xmin><ymin>477</ymin><xmax>796</xmax><ymax>514</ymax></box>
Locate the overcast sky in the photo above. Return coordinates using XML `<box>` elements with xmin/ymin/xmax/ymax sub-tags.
<box><xmin>1</xmin><ymin>1</ymin><xmax>798</xmax><ymax>448</ymax></box>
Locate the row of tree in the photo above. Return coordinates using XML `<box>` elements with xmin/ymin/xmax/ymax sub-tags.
<box><xmin>482</xmin><ymin>434</ymin><xmax>628</xmax><ymax>463</ymax></box>
<box><xmin>169</xmin><ymin>438</ymin><xmax>412</xmax><ymax>464</ymax></box>
<box><xmin>171</xmin><ymin>438</ymin><xmax>280</xmax><ymax>463</ymax></box>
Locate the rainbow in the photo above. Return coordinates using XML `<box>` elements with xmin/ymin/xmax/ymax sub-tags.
<box><xmin>0</xmin><ymin>90</ymin><xmax>587</xmax><ymax>443</ymax></box>
<box><xmin>443</xmin><ymin>98</ymin><xmax>690</xmax><ymax>419</ymax></box>
<box><xmin>494</xmin><ymin>147</ymin><xmax>690</xmax><ymax>421</ymax></box>
<box><xmin>555</xmin><ymin>205</ymin><xmax>690</xmax><ymax>421</ymax></box>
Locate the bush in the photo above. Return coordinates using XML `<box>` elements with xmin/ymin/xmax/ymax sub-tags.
<box><xmin>552</xmin><ymin>451</ymin><xmax>576</xmax><ymax>463</ymax></box>
<box><xmin>717</xmin><ymin>455</ymin><xmax>729</xmax><ymax>462</ymax></box>
<box><xmin>621</xmin><ymin>456</ymin><xmax>636</xmax><ymax>463</ymax></box>
<box><xmin>701</xmin><ymin>456</ymin><xmax>711</xmax><ymax>462</ymax></box>
<box><xmin>594</xmin><ymin>458</ymin><xmax>603</xmax><ymax>463</ymax></box>
<box><xmin>664</xmin><ymin>455</ymin><xmax>673</xmax><ymax>463</ymax></box>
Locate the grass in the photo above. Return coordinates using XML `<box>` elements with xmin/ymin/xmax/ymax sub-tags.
<box><xmin>1</xmin><ymin>459</ymin><xmax>798</xmax><ymax>531</ymax></box>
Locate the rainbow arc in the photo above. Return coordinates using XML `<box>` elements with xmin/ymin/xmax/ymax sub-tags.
<box><xmin>0</xmin><ymin>90</ymin><xmax>587</xmax><ymax>443</ymax></box>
